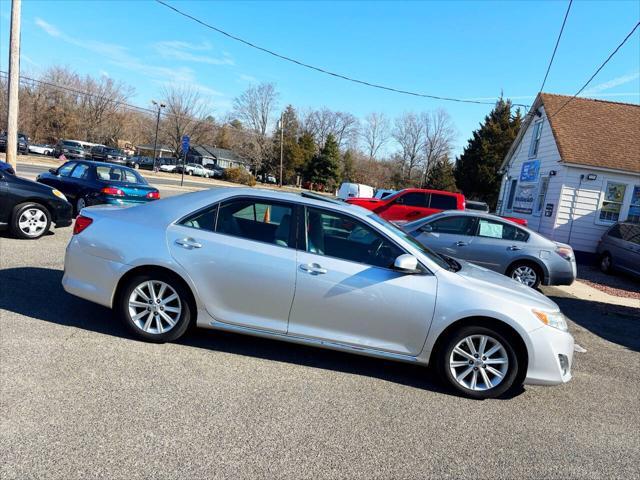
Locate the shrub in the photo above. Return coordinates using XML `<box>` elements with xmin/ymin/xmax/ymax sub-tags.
<box><xmin>223</xmin><ymin>167</ymin><xmax>256</xmax><ymax>186</ymax></box>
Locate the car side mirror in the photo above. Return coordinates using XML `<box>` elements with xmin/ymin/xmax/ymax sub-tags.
<box><xmin>420</xmin><ymin>224</ymin><xmax>433</xmax><ymax>233</ymax></box>
<box><xmin>393</xmin><ymin>254</ymin><xmax>420</xmax><ymax>274</ymax></box>
<box><xmin>48</xmin><ymin>168</ymin><xmax>58</xmax><ymax>175</ymax></box>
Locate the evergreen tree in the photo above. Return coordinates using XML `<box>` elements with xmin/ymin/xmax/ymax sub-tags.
<box><xmin>341</xmin><ymin>149</ymin><xmax>356</xmax><ymax>182</ymax></box>
<box><xmin>271</xmin><ymin>105</ymin><xmax>304</xmax><ymax>183</ymax></box>
<box><xmin>454</xmin><ymin>98</ymin><xmax>521</xmax><ymax>208</ymax></box>
<box><xmin>306</xmin><ymin>133</ymin><xmax>340</xmax><ymax>187</ymax></box>
<box><xmin>298</xmin><ymin>131</ymin><xmax>317</xmax><ymax>182</ymax></box>
<box><xmin>425</xmin><ymin>156</ymin><xmax>458</xmax><ymax>191</ymax></box>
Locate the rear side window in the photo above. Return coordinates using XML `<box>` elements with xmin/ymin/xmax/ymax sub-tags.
<box><xmin>396</xmin><ymin>192</ymin><xmax>429</xmax><ymax>207</ymax></box>
<box><xmin>216</xmin><ymin>199</ymin><xmax>294</xmax><ymax>247</ymax></box>
<box><xmin>429</xmin><ymin>194</ymin><xmax>458</xmax><ymax>210</ymax></box>
<box><xmin>607</xmin><ymin>225</ymin><xmax>622</xmax><ymax>239</ymax></box>
<box><xmin>619</xmin><ymin>224</ymin><xmax>640</xmax><ymax>244</ymax></box>
<box><xmin>429</xmin><ymin>216</ymin><xmax>476</xmax><ymax>235</ymax></box>
<box><xmin>477</xmin><ymin>218</ymin><xmax>529</xmax><ymax>242</ymax></box>
<box><xmin>70</xmin><ymin>164</ymin><xmax>90</xmax><ymax>179</ymax></box>
<box><xmin>96</xmin><ymin>166</ymin><xmax>144</xmax><ymax>184</ymax></box>
<box><xmin>180</xmin><ymin>205</ymin><xmax>218</xmax><ymax>232</ymax></box>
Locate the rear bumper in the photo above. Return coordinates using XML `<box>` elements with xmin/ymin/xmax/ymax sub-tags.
<box><xmin>544</xmin><ymin>261</ymin><xmax>576</xmax><ymax>286</ymax></box>
<box><xmin>525</xmin><ymin>326</ymin><xmax>574</xmax><ymax>386</ymax></box>
<box><xmin>52</xmin><ymin>201</ymin><xmax>73</xmax><ymax>227</ymax></box>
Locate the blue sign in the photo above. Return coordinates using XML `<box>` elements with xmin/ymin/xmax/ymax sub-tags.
<box><xmin>520</xmin><ymin>160</ymin><xmax>540</xmax><ymax>183</ymax></box>
<box><xmin>181</xmin><ymin>135</ymin><xmax>190</xmax><ymax>152</ymax></box>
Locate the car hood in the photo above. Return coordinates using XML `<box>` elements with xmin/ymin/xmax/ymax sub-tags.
<box><xmin>17</xmin><ymin>174</ymin><xmax>61</xmax><ymax>195</ymax></box>
<box><xmin>452</xmin><ymin>259</ymin><xmax>559</xmax><ymax>311</ymax></box>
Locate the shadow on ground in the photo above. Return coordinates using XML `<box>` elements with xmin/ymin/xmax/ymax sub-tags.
<box><xmin>0</xmin><ymin>266</ymin><xmax>509</xmax><ymax>398</ymax></box>
<box><xmin>545</xmin><ymin>288</ymin><xmax>639</xmax><ymax>353</ymax></box>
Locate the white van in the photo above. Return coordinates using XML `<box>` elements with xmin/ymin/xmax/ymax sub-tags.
<box><xmin>337</xmin><ymin>182</ymin><xmax>374</xmax><ymax>200</ymax></box>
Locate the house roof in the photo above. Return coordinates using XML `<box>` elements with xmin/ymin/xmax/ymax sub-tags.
<box><xmin>189</xmin><ymin>145</ymin><xmax>249</xmax><ymax>164</ymax></box>
<box><xmin>541</xmin><ymin>93</ymin><xmax>639</xmax><ymax>174</ymax></box>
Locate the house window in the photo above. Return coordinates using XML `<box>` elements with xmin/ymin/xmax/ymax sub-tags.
<box><xmin>528</xmin><ymin>121</ymin><xmax>543</xmax><ymax>157</ymax></box>
<box><xmin>599</xmin><ymin>182</ymin><xmax>627</xmax><ymax>222</ymax></box>
<box><xmin>506</xmin><ymin>179</ymin><xmax>518</xmax><ymax>210</ymax></box>
<box><xmin>628</xmin><ymin>185</ymin><xmax>640</xmax><ymax>223</ymax></box>
<box><xmin>535</xmin><ymin>177</ymin><xmax>550</xmax><ymax>215</ymax></box>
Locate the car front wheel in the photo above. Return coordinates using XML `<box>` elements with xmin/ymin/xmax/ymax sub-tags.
<box><xmin>599</xmin><ymin>253</ymin><xmax>612</xmax><ymax>274</ymax></box>
<box><xmin>438</xmin><ymin>326</ymin><xmax>520</xmax><ymax>399</ymax></box>
<box><xmin>11</xmin><ymin>202</ymin><xmax>52</xmax><ymax>239</ymax></box>
<box><xmin>118</xmin><ymin>273</ymin><xmax>192</xmax><ymax>343</ymax></box>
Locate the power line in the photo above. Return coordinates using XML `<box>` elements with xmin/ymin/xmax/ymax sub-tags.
<box><xmin>540</xmin><ymin>0</ymin><xmax>572</xmax><ymax>93</ymax></box>
<box><xmin>154</xmin><ymin>0</ymin><xmax>530</xmax><ymax>108</ymax></box>
<box><xmin>549</xmin><ymin>20</ymin><xmax>640</xmax><ymax>119</ymax></box>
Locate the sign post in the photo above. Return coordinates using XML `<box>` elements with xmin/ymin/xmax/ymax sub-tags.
<box><xmin>180</xmin><ymin>135</ymin><xmax>190</xmax><ymax>187</ymax></box>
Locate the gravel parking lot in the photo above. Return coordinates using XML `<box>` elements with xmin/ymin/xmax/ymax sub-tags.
<box><xmin>1</xmin><ymin>215</ymin><xmax>639</xmax><ymax>479</ymax></box>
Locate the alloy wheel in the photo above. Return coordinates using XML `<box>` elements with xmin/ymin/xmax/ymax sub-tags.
<box><xmin>128</xmin><ymin>280</ymin><xmax>182</xmax><ymax>335</ymax></box>
<box><xmin>18</xmin><ymin>208</ymin><xmax>48</xmax><ymax>237</ymax></box>
<box><xmin>449</xmin><ymin>334</ymin><xmax>509</xmax><ymax>391</ymax></box>
<box><xmin>77</xmin><ymin>197</ymin><xmax>86</xmax><ymax>212</ymax></box>
<box><xmin>511</xmin><ymin>265</ymin><xmax>538</xmax><ymax>287</ymax></box>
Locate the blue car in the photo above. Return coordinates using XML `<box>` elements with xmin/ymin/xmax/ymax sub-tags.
<box><xmin>37</xmin><ymin>160</ymin><xmax>160</xmax><ymax>214</ymax></box>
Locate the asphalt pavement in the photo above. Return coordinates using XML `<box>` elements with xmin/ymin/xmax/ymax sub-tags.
<box><xmin>1</xmin><ymin>217</ymin><xmax>639</xmax><ymax>478</ymax></box>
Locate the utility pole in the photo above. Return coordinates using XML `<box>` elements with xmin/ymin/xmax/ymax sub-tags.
<box><xmin>5</xmin><ymin>0</ymin><xmax>22</xmax><ymax>170</ymax></box>
<box><xmin>151</xmin><ymin>100</ymin><xmax>165</xmax><ymax>172</ymax></box>
<box><xmin>279</xmin><ymin>110</ymin><xmax>284</xmax><ymax>188</ymax></box>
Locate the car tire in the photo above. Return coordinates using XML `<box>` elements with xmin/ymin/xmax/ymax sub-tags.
<box><xmin>599</xmin><ymin>252</ymin><xmax>612</xmax><ymax>274</ymax></box>
<box><xmin>133</xmin><ymin>163</ymin><xmax>139</xmax><ymax>169</ymax></box>
<box><xmin>75</xmin><ymin>196</ymin><xmax>88</xmax><ymax>215</ymax></box>
<box><xmin>437</xmin><ymin>325</ymin><xmax>520</xmax><ymax>400</ymax></box>
<box><xmin>10</xmin><ymin>202</ymin><xmax>52</xmax><ymax>240</ymax></box>
<box><xmin>118</xmin><ymin>273</ymin><xmax>193</xmax><ymax>343</ymax></box>
<box><xmin>507</xmin><ymin>262</ymin><xmax>542</xmax><ymax>288</ymax></box>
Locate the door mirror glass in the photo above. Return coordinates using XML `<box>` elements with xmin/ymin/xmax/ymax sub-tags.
<box><xmin>393</xmin><ymin>254</ymin><xmax>420</xmax><ymax>273</ymax></box>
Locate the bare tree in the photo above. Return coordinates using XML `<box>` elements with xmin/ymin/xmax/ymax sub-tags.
<box><xmin>392</xmin><ymin>112</ymin><xmax>425</xmax><ymax>182</ymax></box>
<box><xmin>421</xmin><ymin>109</ymin><xmax>456</xmax><ymax>186</ymax></box>
<box><xmin>160</xmin><ymin>86</ymin><xmax>211</xmax><ymax>156</ymax></box>
<box><xmin>361</xmin><ymin>112</ymin><xmax>390</xmax><ymax>160</ymax></box>
<box><xmin>301</xmin><ymin>108</ymin><xmax>359</xmax><ymax>149</ymax></box>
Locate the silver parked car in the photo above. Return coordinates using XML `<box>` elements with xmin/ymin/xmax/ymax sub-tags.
<box><xmin>403</xmin><ymin>211</ymin><xmax>576</xmax><ymax>288</ymax></box>
<box><xmin>63</xmin><ymin>188</ymin><xmax>574</xmax><ymax>399</ymax></box>
<box><xmin>597</xmin><ymin>222</ymin><xmax>640</xmax><ymax>278</ymax></box>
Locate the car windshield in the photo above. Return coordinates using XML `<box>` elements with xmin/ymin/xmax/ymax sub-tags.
<box><xmin>96</xmin><ymin>165</ymin><xmax>146</xmax><ymax>184</ymax></box>
<box><xmin>368</xmin><ymin>214</ymin><xmax>451</xmax><ymax>270</ymax></box>
<box><xmin>63</xmin><ymin>141</ymin><xmax>81</xmax><ymax>148</ymax></box>
<box><xmin>106</xmin><ymin>148</ymin><xmax>123</xmax><ymax>155</ymax></box>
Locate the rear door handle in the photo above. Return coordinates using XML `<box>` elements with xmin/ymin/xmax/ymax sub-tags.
<box><xmin>508</xmin><ymin>245</ymin><xmax>522</xmax><ymax>251</ymax></box>
<box><xmin>175</xmin><ymin>238</ymin><xmax>202</xmax><ymax>249</ymax></box>
<box><xmin>299</xmin><ymin>263</ymin><xmax>327</xmax><ymax>275</ymax></box>
<box><xmin>456</xmin><ymin>241</ymin><xmax>468</xmax><ymax>247</ymax></box>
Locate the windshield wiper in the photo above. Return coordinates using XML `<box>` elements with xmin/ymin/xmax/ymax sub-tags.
<box><xmin>438</xmin><ymin>253</ymin><xmax>461</xmax><ymax>272</ymax></box>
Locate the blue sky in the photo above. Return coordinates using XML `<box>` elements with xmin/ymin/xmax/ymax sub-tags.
<box><xmin>1</xmin><ymin>0</ymin><xmax>639</xmax><ymax>154</ymax></box>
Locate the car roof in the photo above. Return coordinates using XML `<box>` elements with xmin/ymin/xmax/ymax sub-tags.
<box><xmin>403</xmin><ymin>209</ymin><xmax>531</xmax><ymax>231</ymax></box>
<box><xmin>72</xmin><ymin>160</ymin><xmax>137</xmax><ymax>170</ymax></box>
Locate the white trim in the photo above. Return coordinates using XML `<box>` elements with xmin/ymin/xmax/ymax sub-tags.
<box><xmin>595</xmin><ymin>179</ymin><xmax>635</xmax><ymax>226</ymax></box>
<box><xmin>563</xmin><ymin>162</ymin><xmax>640</xmax><ymax>176</ymax></box>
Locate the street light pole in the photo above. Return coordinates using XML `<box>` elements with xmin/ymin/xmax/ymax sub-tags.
<box><xmin>151</xmin><ymin>100</ymin><xmax>165</xmax><ymax>171</ymax></box>
<box><xmin>5</xmin><ymin>0</ymin><xmax>22</xmax><ymax>170</ymax></box>
<box><xmin>279</xmin><ymin>110</ymin><xmax>284</xmax><ymax>188</ymax></box>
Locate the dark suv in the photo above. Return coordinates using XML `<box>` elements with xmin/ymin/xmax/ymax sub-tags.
<box><xmin>89</xmin><ymin>146</ymin><xmax>127</xmax><ymax>165</ymax></box>
<box><xmin>0</xmin><ymin>132</ymin><xmax>29</xmax><ymax>154</ymax></box>
<box><xmin>54</xmin><ymin>140</ymin><xmax>86</xmax><ymax>159</ymax></box>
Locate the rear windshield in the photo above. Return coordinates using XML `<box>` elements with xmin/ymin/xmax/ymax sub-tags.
<box><xmin>96</xmin><ymin>165</ymin><xmax>146</xmax><ymax>184</ymax></box>
<box><xmin>63</xmin><ymin>141</ymin><xmax>82</xmax><ymax>148</ymax></box>
<box><xmin>430</xmin><ymin>194</ymin><xmax>458</xmax><ymax>210</ymax></box>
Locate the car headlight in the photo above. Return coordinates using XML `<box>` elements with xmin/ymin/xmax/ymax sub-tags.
<box><xmin>52</xmin><ymin>189</ymin><xmax>68</xmax><ymax>202</ymax></box>
<box><xmin>63</xmin><ymin>149</ymin><xmax>69</xmax><ymax>153</ymax></box>
<box><xmin>533</xmin><ymin>309</ymin><xmax>568</xmax><ymax>331</ymax></box>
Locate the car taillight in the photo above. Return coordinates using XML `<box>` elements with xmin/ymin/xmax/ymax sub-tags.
<box><xmin>101</xmin><ymin>187</ymin><xmax>124</xmax><ymax>196</ymax></box>
<box><xmin>73</xmin><ymin>215</ymin><xmax>93</xmax><ymax>234</ymax></box>
<box><xmin>146</xmin><ymin>191</ymin><xmax>160</xmax><ymax>200</ymax></box>
<box><xmin>555</xmin><ymin>246</ymin><xmax>574</xmax><ymax>261</ymax></box>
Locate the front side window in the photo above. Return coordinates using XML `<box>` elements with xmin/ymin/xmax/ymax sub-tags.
<box><xmin>217</xmin><ymin>199</ymin><xmax>293</xmax><ymax>247</ymax></box>
<box><xmin>599</xmin><ymin>182</ymin><xmax>627</xmax><ymax>222</ymax></box>
<box><xmin>529</xmin><ymin>121</ymin><xmax>543</xmax><ymax>157</ymax></box>
<box><xmin>305</xmin><ymin>207</ymin><xmax>403</xmax><ymax>269</ymax></box>
<box><xmin>627</xmin><ymin>185</ymin><xmax>640</xmax><ymax>223</ymax></box>
<box><xmin>620</xmin><ymin>224</ymin><xmax>640</xmax><ymax>245</ymax></box>
<box><xmin>429</xmin><ymin>194</ymin><xmax>458</xmax><ymax>210</ymax></box>
<box><xmin>57</xmin><ymin>162</ymin><xmax>77</xmax><ymax>177</ymax></box>
<box><xmin>428</xmin><ymin>216</ymin><xmax>476</xmax><ymax>235</ymax></box>
<box><xmin>477</xmin><ymin>218</ymin><xmax>529</xmax><ymax>242</ymax></box>
<box><xmin>395</xmin><ymin>192</ymin><xmax>429</xmax><ymax>207</ymax></box>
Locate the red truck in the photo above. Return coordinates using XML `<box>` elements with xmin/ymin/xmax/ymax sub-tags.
<box><xmin>346</xmin><ymin>188</ymin><xmax>465</xmax><ymax>222</ymax></box>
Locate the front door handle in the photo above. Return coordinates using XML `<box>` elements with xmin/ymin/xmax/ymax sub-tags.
<box><xmin>175</xmin><ymin>238</ymin><xmax>202</xmax><ymax>249</ymax></box>
<box><xmin>299</xmin><ymin>263</ymin><xmax>327</xmax><ymax>275</ymax></box>
<box><xmin>456</xmin><ymin>241</ymin><xmax>468</xmax><ymax>247</ymax></box>
<box><xmin>507</xmin><ymin>245</ymin><xmax>522</xmax><ymax>251</ymax></box>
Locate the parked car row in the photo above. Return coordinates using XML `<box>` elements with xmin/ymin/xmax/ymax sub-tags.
<box><xmin>0</xmin><ymin>132</ymin><xmax>29</xmax><ymax>154</ymax></box>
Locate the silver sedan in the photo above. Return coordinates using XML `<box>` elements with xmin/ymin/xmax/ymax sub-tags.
<box><xmin>63</xmin><ymin>188</ymin><xmax>574</xmax><ymax>399</ymax></box>
<box><xmin>403</xmin><ymin>211</ymin><xmax>576</xmax><ymax>288</ymax></box>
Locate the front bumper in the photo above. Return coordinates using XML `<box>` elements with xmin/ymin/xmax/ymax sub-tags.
<box><xmin>525</xmin><ymin>326</ymin><xmax>575</xmax><ymax>385</ymax></box>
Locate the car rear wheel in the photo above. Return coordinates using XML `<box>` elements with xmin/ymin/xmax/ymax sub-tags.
<box><xmin>599</xmin><ymin>253</ymin><xmax>612</xmax><ymax>274</ymax></box>
<box><xmin>10</xmin><ymin>202</ymin><xmax>51</xmax><ymax>239</ymax></box>
<box><xmin>508</xmin><ymin>262</ymin><xmax>542</xmax><ymax>288</ymax></box>
<box><xmin>438</xmin><ymin>326</ymin><xmax>520</xmax><ymax>399</ymax></box>
<box><xmin>75</xmin><ymin>196</ymin><xmax>87</xmax><ymax>215</ymax></box>
<box><xmin>118</xmin><ymin>273</ymin><xmax>192</xmax><ymax>343</ymax></box>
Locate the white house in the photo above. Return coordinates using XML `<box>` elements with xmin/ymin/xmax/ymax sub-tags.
<box><xmin>497</xmin><ymin>93</ymin><xmax>639</xmax><ymax>255</ymax></box>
